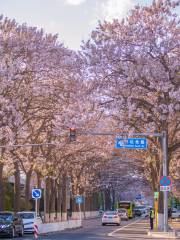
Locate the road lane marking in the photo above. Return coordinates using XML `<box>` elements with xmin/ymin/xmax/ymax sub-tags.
<box><xmin>108</xmin><ymin>218</ymin><xmax>143</xmax><ymax>236</ymax></box>
<box><xmin>88</xmin><ymin>237</ymin><xmax>109</xmax><ymax>239</ymax></box>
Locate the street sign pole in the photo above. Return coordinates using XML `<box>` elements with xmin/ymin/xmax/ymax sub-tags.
<box><xmin>79</xmin><ymin>202</ymin><xmax>82</xmax><ymax>222</ymax></box>
<box><xmin>75</xmin><ymin>196</ymin><xmax>83</xmax><ymax>222</ymax></box>
<box><xmin>162</xmin><ymin>131</ymin><xmax>168</xmax><ymax>232</ymax></box>
<box><xmin>35</xmin><ymin>198</ymin><xmax>38</xmax><ymax>218</ymax></box>
<box><xmin>44</xmin><ymin>180</ymin><xmax>47</xmax><ymax>223</ymax></box>
<box><xmin>32</xmin><ymin>188</ymin><xmax>42</xmax><ymax>219</ymax></box>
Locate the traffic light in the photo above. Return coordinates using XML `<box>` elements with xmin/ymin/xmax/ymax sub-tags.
<box><xmin>69</xmin><ymin>128</ymin><xmax>76</xmax><ymax>142</ymax></box>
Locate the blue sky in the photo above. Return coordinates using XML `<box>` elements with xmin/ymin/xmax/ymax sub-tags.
<box><xmin>0</xmin><ymin>0</ymin><xmax>178</xmax><ymax>50</ymax></box>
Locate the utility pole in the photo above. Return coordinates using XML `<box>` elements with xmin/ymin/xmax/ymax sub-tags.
<box><xmin>162</xmin><ymin>131</ymin><xmax>168</xmax><ymax>232</ymax></box>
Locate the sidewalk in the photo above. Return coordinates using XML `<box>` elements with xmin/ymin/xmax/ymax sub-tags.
<box><xmin>108</xmin><ymin>218</ymin><xmax>150</xmax><ymax>239</ymax></box>
<box><xmin>170</xmin><ymin>219</ymin><xmax>180</xmax><ymax>237</ymax></box>
<box><xmin>108</xmin><ymin>218</ymin><xmax>180</xmax><ymax>239</ymax></box>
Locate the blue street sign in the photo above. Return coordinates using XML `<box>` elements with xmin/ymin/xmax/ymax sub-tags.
<box><xmin>159</xmin><ymin>176</ymin><xmax>172</xmax><ymax>186</ymax></box>
<box><xmin>136</xmin><ymin>194</ymin><xmax>142</xmax><ymax>200</ymax></box>
<box><xmin>32</xmin><ymin>189</ymin><xmax>42</xmax><ymax>199</ymax></box>
<box><xmin>75</xmin><ymin>196</ymin><xmax>83</xmax><ymax>204</ymax></box>
<box><xmin>115</xmin><ymin>138</ymin><xmax>147</xmax><ymax>149</ymax></box>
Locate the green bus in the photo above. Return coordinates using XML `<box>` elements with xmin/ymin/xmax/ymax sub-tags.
<box><xmin>118</xmin><ymin>201</ymin><xmax>133</xmax><ymax>218</ymax></box>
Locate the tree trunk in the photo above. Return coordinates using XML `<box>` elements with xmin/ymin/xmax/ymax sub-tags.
<box><xmin>0</xmin><ymin>164</ymin><xmax>5</xmax><ymax>211</ymax></box>
<box><xmin>14</xmin><ymin>161</ymin><xmax>20</xmax><ymax>212</ymax></box>
<box><xmin>56</xmin><ymin>181</ymin><xmax>62</xmax><ymax>221</ymax></box>
<box><xmin>85</xmin><ymin>195</ymin><xmax>90</xmax><ymax>211</ymax></box>
<box><xmin>112</xmin><ymin>189</ymin><xmax>115</xmax><ymax>210</ymax></box>
<box><xmin>45</xmin><ymin>177</ymin><xmax>50</xmax><ymax>223</ymax></box>
<box><xmin>82</xmin><ymin>193</ymin><xmax>86</xmax><ymax>219</ymax></box>
<box><xmin>49</xmin><ymin>178</ymin><xmax>56</xmax><ymax>222</ymax></box>
<box><xmin>90</xmin><ymin>195</ymin><xmax>93</xmax><ymax>212</ymax></box>
<box><xmin>25</xmin><ymin>170</ymin><xmax>32</xmax><ymax>210</ymax></box>
<box><xmin>61</xmin><ymin>175</ymin><xmax>67</xmax><ymax>221</ymax></box>
<box><xmin>105</xmin><ymin>189</ymin><xmax>111</xmax><ymax>210</ymax></box>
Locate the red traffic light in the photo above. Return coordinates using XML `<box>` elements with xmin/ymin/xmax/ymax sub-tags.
<box><xmin>69</xmin><ymin>128</ymin><xmax>76</xmax><ymax>142</ymax></box>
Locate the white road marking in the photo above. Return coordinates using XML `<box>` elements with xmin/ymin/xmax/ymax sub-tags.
<box><xmin>108</xmin><ymin>218</ymin><xmax>143</xmax><ymax>236</ymax></box>
<box><xmin>87</xmin><ymin>237</ymin><xmax>109</xmax><ymax>239</ymax></box>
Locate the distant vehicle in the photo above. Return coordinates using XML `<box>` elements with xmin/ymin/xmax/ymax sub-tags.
<box><xmin>0</xmin><ymin>212</ymin><xmax>24</xmax><ymax>237</ymax></box>
<box><xmin>118</xmin><ymin>201</ymin><xmax>133</xmax><ymax>218</ymax></box>
<box><xmin>117</xmin><ymin>208</ymin><xmax>128</xmax><ymax>220</ymax></box>
<box><xmin>171</xmin><ymin>209</ymin><xmax>180</xmax><ymax>219</ymax></box>
<box><xmin>133</xmin><ymin>205</ymin><xmax>148</xmax><ymax>217</ymax></box>
<box><xmin>102</xmin><ymin>211</ymin><xmax>121</xmax><ymax>226</ymax></box>
<box><xmin>98</xmin><ymin>209</ymin><xmax>104</xmax><ymax>216</ymax></box>
<box><xmin>17</xmin><ymin>211</ymin><xmax>42</xmax><ymax>233</ymax></box>
<box><xmin>133</xmin><ymin>208</ymin><xmax>143</xmax><ymax>217</ymax></box>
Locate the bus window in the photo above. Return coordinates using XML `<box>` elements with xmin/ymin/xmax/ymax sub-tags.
<box><xmin>118</xmin><ymin>201</ymin><xmax>133</xmax><ymax>218</ymax></box>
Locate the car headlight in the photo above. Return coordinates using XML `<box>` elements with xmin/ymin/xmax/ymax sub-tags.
<box><xmin>1</xmin><ymin>224</ymin><xmax>11</xmax><ymax>228</ymax></box>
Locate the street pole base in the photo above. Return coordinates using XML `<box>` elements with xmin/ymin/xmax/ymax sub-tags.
<box><xmin>148</xmin><ymin>230</ymin><xmax>178</xmax><ymax>239</ymax></box>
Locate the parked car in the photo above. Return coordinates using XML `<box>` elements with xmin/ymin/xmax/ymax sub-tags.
<box><xmin>17</xmin><ymin>211</ymin><xmax>42</xmax><ymax>233</ymax></box>
<box><xmin>117</xmin><ymin>208</ymin><xmax>128</xmax><ymax>220</ymax></box>
<box><xmin>0</xmin><ymin>211</ymin><xmax>24</xmax><ymax>238</ymax></box>
<box><xmin>102</xmin><ymin>211</ymin><xmax>121</xmax><ymax>226</ymax></box>
<box><xmin>171</xmin><ymin>209</ymin><xmax>180</xmax><ymax>219</ymax></box>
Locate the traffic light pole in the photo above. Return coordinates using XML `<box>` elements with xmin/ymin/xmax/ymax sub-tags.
<box><xmin>83</xmin><ymin>130</ymin><xmax>169</xmax><ymax>232</ymax></box>
<box><xmin>162</xmin><ymin>131</ymin><xmax>168</xmax><ymax>232</ymax></box>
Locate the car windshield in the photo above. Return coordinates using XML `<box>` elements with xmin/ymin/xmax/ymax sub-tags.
<box><xmin>134</xmin><ymin>206</ymin><xmax>146</xmax><ymax>209</ymax></box>
<box><xmin>104</xmin><ymin>211</ymin><xmax>117</xmax><ymax>215</ymax></box>
<box><xmin>118</xmin><ymin>209</ymin><xmax>126</xmax><ymax>213</ymax></box>
<box><xmin>18</xmin><ymin>213</ymin><xmax>34</xmax><ymax>219</ymax></box>
<box><xmin>0</xmin><ymin>213</ymin><xmax>13</xmax><ymax>221</ymax></box>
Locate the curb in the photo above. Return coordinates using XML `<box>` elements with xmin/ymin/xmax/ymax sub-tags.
<box><xmin>148</xmin><ymin>230</ymin><xmax>179</xmax><ymax>239</ymax></box>
<box><xmin>39</xmin><ymin>225</ymin><xmax>83</xmax><ymax>236</ymax></box>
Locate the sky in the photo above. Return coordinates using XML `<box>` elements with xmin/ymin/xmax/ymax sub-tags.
<box><xmin>0</xmin><ymin>0</ymin><xmax>178</xmax><ymax>50</ymax></box>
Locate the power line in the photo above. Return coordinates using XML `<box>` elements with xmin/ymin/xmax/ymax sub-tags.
<box><xmin>0</xmin><ymin>142</ymin><xmax>56</xmax><ymax>149</ymax></box>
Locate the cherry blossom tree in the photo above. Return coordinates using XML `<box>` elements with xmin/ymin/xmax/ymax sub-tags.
<box><xmin>0</xmin><ymin>15</ymin><xmax>74</xmax><ymax>211</ymax></box>
<box><xmin>81</xmin><ymin>0</ymin><xmax>180</xmax><ymax>225</ymax></box>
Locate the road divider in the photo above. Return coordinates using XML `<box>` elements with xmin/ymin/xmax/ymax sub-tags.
<box><xmin>37</xmin><ymin>220</ymin><xmax>82</xmax><ymax>235</ymax></box>
<box><xmin>34</xmin><ymin>224</ymin><xmax>39</xmax><ymax>239</ymax></box>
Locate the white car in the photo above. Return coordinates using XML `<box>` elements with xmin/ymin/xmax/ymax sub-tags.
<box><xmin>17</xmin><ymin>212</ymin><xmax>42</xmax><ymax>233</ymax></box>
<box><xmin>117</xmin><ymin>208</ymin><xmax>128</xmax><ymax>220</ymax></box>
<box><xmin>102</xmin><ymin>211</ymin><xmax>121</xmax><ymax>226</ymax></box>
<box><xmin>172</xmin><ymin>209</ymin><xmax>180</xmax><ymax>219</ymax></box>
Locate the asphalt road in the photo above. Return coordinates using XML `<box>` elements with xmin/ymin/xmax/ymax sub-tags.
<box><xmin>2</xmin><ymin>217</ymin><xmax>178</xmax><ymax>240</ymax></box>
<box><xmin>0</xmin><ymin>217</ymin><xmax>134</xmax><ymax>240</ymax></box>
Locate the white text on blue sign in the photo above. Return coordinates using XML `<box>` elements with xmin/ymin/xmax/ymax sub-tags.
<box><xmin>115</xmin><ymin>138</ymin><xmax>147</xmax><ymax>149</ymax></box>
